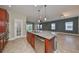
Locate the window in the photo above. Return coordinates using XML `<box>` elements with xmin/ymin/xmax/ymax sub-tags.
<box><xmin>37</xmin><ymin>24</ymin><xmax>40</xmax><ymax>30</ymax></box>
<box><xmin>27</xmin><ymin>24</ymin><xmax>33</xmax><ymax>31</ymax></box>
<box><xmin>65</xmin><ymin>21</ymin><xmax>73</xmax><ymax>31</ymax></box>
<box><xmin>40</xmin><ymin>24</ymin><xmax>42</xmax><ymax>29</ymax></box>
<box><xmin>51</xmin><ymin>23</ymin><xmax>56</xmax><ymax>30</ymax></box>
<box><xmin>36</xmin><ymin>24</ymin><xmax>42</xmax><ymax>30</ymax></box>
<box><xmin>34</xmin><ymin>24</ymin><xmax>40</xmax><ymax>30</ymax></box>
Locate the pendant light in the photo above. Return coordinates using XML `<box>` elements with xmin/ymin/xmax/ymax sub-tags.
<box><xmin>44</xmin><ymin>5</ymin><xmax>47</xmax><ymax>21</ymax></box>
<box><xmin>37</xmin><ymin>9</ymin><xmax>41</xmax><ymax>22</ymax></box>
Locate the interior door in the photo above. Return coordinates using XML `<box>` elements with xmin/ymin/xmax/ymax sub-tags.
<box><xmin>14</xmin><ymin>20</ymin><xmax>22</xmax><ymax>38</ymax></box>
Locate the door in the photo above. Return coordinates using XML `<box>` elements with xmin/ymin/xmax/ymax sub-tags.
<box><xmin>14</xmin><ymin>19</ymin><xmax>22</xmax><ymax>38</ymax></box>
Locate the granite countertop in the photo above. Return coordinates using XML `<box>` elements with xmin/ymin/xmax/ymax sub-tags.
<box><xmin>27</xmin><ymin>30</ymin><xmax>56</xmax><ymax>40</ymax></box>
<box><xmin>27</xmin><ymin>30</ymin><xmax>79</xmax><ymax>40</ymax></box>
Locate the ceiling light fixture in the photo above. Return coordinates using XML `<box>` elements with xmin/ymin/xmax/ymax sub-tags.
<box><xmin>37</xmin><ymin>9</ymin><xmax>41</xmax><ymax>23</ymax></box>
<box><xmin>60</xmin><ymin>14</ymin><xmax>66</xmax><ymax>18</ymax></box>
<box><xmin>44</xmin><ymin>17</ymin><xmax>47</xmax><ymax>21</ymax></box>
<box><xmin>44</xmin><ymin>5</ymin><xmax>47</xmax><ymax>21</ymax></box>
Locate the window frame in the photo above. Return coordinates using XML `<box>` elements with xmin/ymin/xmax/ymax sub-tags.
<box><xmin>51</xmin><ymin>23</ymin><xmax>56</xmax><ymax>30</ymax></box>
<box><xmin>27</xmin><ymin>24</ymin><xmax>33</xmax><ymax>31</ymax></box>
<box><xmin>65</xmin><ymin>21</ymin><xmax>73</xmax><ymax>31</ymax></box>
<box><xmin>40</xmin><ymin>24</ymin><xmax>42</xmax><ymax>29</ymax></box>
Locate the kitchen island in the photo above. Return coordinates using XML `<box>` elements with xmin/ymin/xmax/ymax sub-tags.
<box><xmin>27</xmin><ymin>30</ymin><xmax>56</xmax><ymax>53</ymax></box>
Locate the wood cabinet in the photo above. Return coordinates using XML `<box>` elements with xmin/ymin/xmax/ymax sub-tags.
<box><xmin>0</xmin><ymin>8</ymin><xmax>8</xmax><ymax>22</ymax></box>
<box><xmin>27</xmin><ymin>32</ymin><xmax>55</xmax><ymax>53</ymax></box>
<box><xmin>35</xmin><ymin>36</ymin><xmax>45</xmax><ymax>53</ymax></box>
<box><xmin>0</xmin><ymin>8</ymin><xmax>9</xmax><ymax>33</ymax></box>
<box><xmin>27</xmin><ymin>32</ymin><xmax>30</xmax><ymax>43</ymax></box>
<box><xmin>45</xmin><ymin>37</ymin><xmax>55</xmax><ymax>53</ymax></box>
<box><xmin>0</xmin><ymin>8</ymin><xmax>6</xmax><ymax>21</ymax></box>
<box><xmin>31</xmin><ymin>33</ymin><xmax>35</xmax><ymax>48</ymax></box>
<box><xmin>0</xmin><ymin>8</ymin><xmax>9</xmax><ymax>52</ymax></box>
<box><xmin>27</xmin><ymin>32</ymin><xmax>35</xmax><ymax>49</ymax></box>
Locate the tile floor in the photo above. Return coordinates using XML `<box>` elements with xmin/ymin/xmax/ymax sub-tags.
<box><xmin>3</xmin><ymin>37</ymin><xmax>35</xmax><ymax>53</ymax></box>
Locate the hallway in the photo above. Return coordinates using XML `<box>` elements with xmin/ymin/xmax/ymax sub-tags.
<box><xmin>3</xmin><ymin>37</ymin><xmax>35</xmax><ymax>53</ymax></box>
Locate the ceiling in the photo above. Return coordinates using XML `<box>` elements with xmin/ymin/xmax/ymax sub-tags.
<box><xmin>0</xmin><ymin>5</ymin><xmax>79</xmax><ymax>23</ymax></box>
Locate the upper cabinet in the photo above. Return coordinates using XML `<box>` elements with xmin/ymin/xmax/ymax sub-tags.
<box><xmin>0</xmin><ymin>8</ymin><xmax>9</xmax><ymax>52</ymax></box>
<box><xmin>0</xmin><ymin>8</ymin><xmax>9</xmax><ymax>33</ymax></box>
<box><xmin>0</xmin><ymin>8</ymin><xmax>9</xmax><ymax>22</ymax></box>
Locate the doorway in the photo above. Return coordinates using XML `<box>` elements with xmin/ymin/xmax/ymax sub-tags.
<box><xmin>14</xmin><ymin>19</ymin><xmax>22</xmax><ymax>38</ymax></box>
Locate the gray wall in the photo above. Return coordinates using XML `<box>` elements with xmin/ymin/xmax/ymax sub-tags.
<box><xmin>40</xmin><ymin>17</ymin><xmax>78</xmax><ymax>34</ymax></box>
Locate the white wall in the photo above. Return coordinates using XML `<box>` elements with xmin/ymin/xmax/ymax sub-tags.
<box><xmin>0</xmin><ymin>6</ymin><xmax>27</xmax><ymax>40</ymax></box>
<box><xmin>9</xmin><ymin>10</ymin><xmax>26</xmax><ymax>40</ymax></box>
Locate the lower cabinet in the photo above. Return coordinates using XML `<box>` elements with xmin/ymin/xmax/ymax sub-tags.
<box><xmin>27</xmin><ymin>32</ymin><xmax>35</xmax><ymax>49</ymax></box>
<box><xmin>31</xmin><ymin>33</ymin><xmax>35</xmax><ymax>48</ymax></box>
<box><xmin>35</xmin><ymin>36</ymin><xmax>45</xmax><ymax>53</ymax></box>
<box><xmin>27</xmin><ymin>32</ymin><xmax>55</xmax><ymax>53</ymax></box>
<box><xmin>35</xmin><ymin>36</ymin><xmax>55</xmax><ymax>53</ymax></box>
<box><xmin>45</xmin><ymin>39</ymin><xmax>55</xmax><ymax>53</ymax></box>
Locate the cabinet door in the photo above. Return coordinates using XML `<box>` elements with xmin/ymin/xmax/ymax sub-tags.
<box><xmin>27</xmin><ymin>32</ymin><xmax>30</xmax><ymax>43</ymax></box>
<box><xmin>31</xmin><ymin>33</ymin><xmax>35</xmax><ymax>48</ymax></box>
<box><xmin>45</xmin><ymin>39</ymin><xmax>54</xmax><ymax>53</ymax></box>
<box><xmin>29</xmin><ymin>33</ymin><xmax>31</xmax><ymax>44</ymax></box>
<box><xmin>27</xmin><ymin>32</ymin><xmax>29</xmax><ymax>42</ymax></box>
<box><xmin>0</xmin><ymin>8</ymin><xmax>6</xmax><ymax>21</ymax></box>
<box><xmin>0</xmin><ymin>21</ymin><xmax>6</xmax><ymax>32</ymax></box>
<box><xmin>27</xmin><ymin>32</ymin><xmax>31</xmax><ymax>43</ymax></box>
<box><xmin>27</xmin><ymin>32</ymin><xmax>35</xmax><ymax>49</ymax></box>
<box><xmin>0</xmin><ymin>8</ymin><xmax>8</xmax><ymax>33</ymax></box>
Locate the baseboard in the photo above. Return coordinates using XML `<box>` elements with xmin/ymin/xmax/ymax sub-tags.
<box><xmin>9</xmin><ymin>35</ymin><xmax>26</xmax><ymax>41</ymax></box>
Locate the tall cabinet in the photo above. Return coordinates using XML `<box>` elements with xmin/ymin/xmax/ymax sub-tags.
<box><xmin>0</xmin><ymin>8</ymin><xmax>9</xmax><ymax>52</ymax></box>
